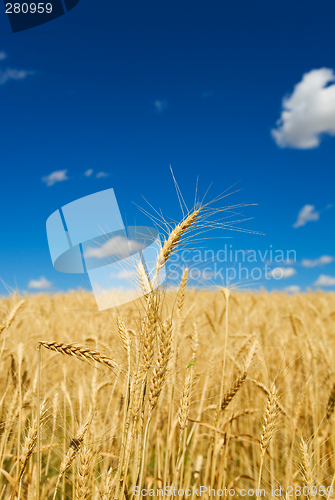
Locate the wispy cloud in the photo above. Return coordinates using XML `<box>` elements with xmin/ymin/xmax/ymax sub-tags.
<box><xmin>293</xmin><ymin>204</ymin><xmax>320</xmax><ymax>228</ymax></box>
<box><xmin>272</xmin><ymin>68</ymin><xmax>335</xmax><ymax>149</ymax></box>
<box><xmin>42</xmin><ymin>169</ymin><xmax>69</xmax><ymax>187</ymax></box>
<box><xmin>84</xmin><ymin>169</ymin><xmax>93</xmax><ymax>177</ymax></box>
<box><xmin>314</xmin><ymin>275</ymin><xmax>335</xmax><ymax>287</ymax></box>
<box><xmin>96</xmin><ymin>172</ymin><xmax>109</xmax><ymax>178</ymax></box>
<box><xmin>28</xmin><ymin>276</ymin><xmax>52</xmax><ymax>289</ymax></box>
<box><xmin>283</xmin><ymin>285</ymin><xmax>301</xmax><ymax>294</ymax></box>
<box><xmin>110</xmin><ymin>269</ymin><xmax>137</xmax><ymax>280</ymax></box>
<box><xmin>267</xmin><ymin>267</ymin><xmax>297</xmax><ymax>279</ymax></box>
<box><xmin>302</xmin><ymin>255</ymin><xmax>334</xmax><ymax>267</ymax></box>
<box><xmin>0</xmin><ymin>68</ymin><xmax>33</xmax><ymax>85</ymax></box>
<box><xmin>265</xmin><ymin>259</ymin><xmax>295</xmax><ymax>266</ymax></box>
<box><xmin>0</xmin><ymin>51</ymin><xmax>33</xmax><ymax>85</ymax></box>
<box><xmin>154</xmin><ymin>100</ymin><xmax>169</xmax><ymax>112</ymax></box>
<box><xmin>84</xmin><ymin>236</ymin><xmax>145</xmax><ymax>259</ymax></box>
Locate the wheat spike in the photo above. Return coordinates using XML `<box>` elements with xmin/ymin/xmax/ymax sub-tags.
<box><xmin>8</xmin><ymin>401</ymin><xmax>48</xmax><ymax>500</ymax></box>
<box><xmin>300</xmin><ymin>438</ymin><xmax>314</xmax><ymax>499</ymax></box>
<box><xmin>0</xmin><ymin>300</ymin><xmax>25</xmax><ymax>335</ymax></box>
<box><xmin>137</xmin><ymin>260</ymin><xmax>152</xmax><ymax>296</ymax></box>
<box><xmin>221</xmin><ymin>340</ymin><xmax>258</xmax><ymax>412</ymax></box>
<box><xmin>39</xmin><ymin>341</ymin><xmax>118</xmax><ymax>372</ymax></box>
<box><xmin>141</xmin><ymin>292</ymin><xmax>159</xmax><ymax>369</ymax></box>
<box><xmin>53</xmin><ymin>413</ymin><xmax>93</xmax><ymax>500</ymax></box>
<box><xmin>177</xmin><ymin>268</ymin><xmax>189</xmax><ymax>314</ymax></box>
<box><xmin>191</xmin><ymin>320</ymin><xmax>199</xmax><ymax>358</ymax></box>
<box><xmin>326</xmin><ymin>381</ymin><xmax>335</xmax><ymax>419</ymax></box>
<box><xmin>20</xmin><ymin>400</ymin><xmax>48</xmax><ymax>466</ymax></box>
<box><xmin>152</xmin><ymin>208</ymin><xmax>201</xmax><ymax>285</ymax></box>
<box><xmin>260</xmin><ymin>383</ymin><xmax>279</xmax><ymax>453</ymax></box>
<box><xmin>117</xmin><ymin>316</ymin><xmax>130</xmax><ymax>354</ymax></box>
<box><xmin>77</xmin><ymin>444</ymin><xmax>93</xmax><ymax>500</ymax></box>
<box><xmin>149</xmin><ymin>318</ymin><xmax>173</xmax><ymax>413</ymax></box>
<box><xmin>178</xmin><ymin>373</ymin><xmax>192</xmax><ymax>431</ymax></box>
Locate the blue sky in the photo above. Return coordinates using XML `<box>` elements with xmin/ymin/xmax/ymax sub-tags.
<box><xmin>0</xmin><ymin>0</ymin><xmax>335</xmax><ymax>295</ymax></box>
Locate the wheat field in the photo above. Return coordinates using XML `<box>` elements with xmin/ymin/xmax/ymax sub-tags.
<box><xmin>0</xmin><ymin>286</ymin><xmax>335</xmax><ymax>499</ymax></box>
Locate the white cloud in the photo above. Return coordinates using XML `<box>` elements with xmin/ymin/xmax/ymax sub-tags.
<box><xmin>327</xmin><ymin>204</ymin><xmax>333</xmax><ymax>209</ymax></box>
<box><xmin>0</xmin><ymin>52</ymin><xmax>33</xmax><ymax>85</ymax></box>
<box><xmin>265</xmin><ymin>259</ymin><xmax>295</xmax><ymax>266</ymax></box>
<box><xmin>110</xmin><ymin>269</ymin><xmax>136</xmax><ymax>280</ymax></box>
<box><xmin>42</xmin><ymin>169</ymin><xmax>69</xmax><ymax>187</ymax></box>
<box><xmin>0</xmin><ymin>68</ymin><xmax>33</xmax><ymax>85</ymax></box>
<box><xmin>28</xmin><ymin>276</ymin><xmax>52</xmax><ymax>289</ymax></box>
<box><xmin>302</xmin><ymin>255</ymin><xmax>334</xmax><ymax>267</ymax></box>
<box><xmin>272</xmin><ymin>68</ymin><xmax>335</xmax><ymax>149</ymax></box>
<box><xmin>84</xmin><ymin>169</ymin><xmax>93</xmax><ymax>177</ymax></box>
<box><xmin>85</xmin><ymin>236</ymin><xmax>145</xmax><ymax>259</ymax></box>
<box><xmin>283</xmin><ymin>285</ymin><xmax>301</xmax><ymax>294</ymax></box>
<box><xmin>267</xmin><ymin>267</ymin><xmax>297</xmax><ymax>279</ymax></box>
<box><xmin>314</xmin><ymin>275</ymin><xmax>335</xmax><ymax>287</ymax></box>
<box><xmin>293</xmin><ymin>205</ymin><xmax>320</xmax><ymax>228</ymax></box>
<box><xmin>154</xmin><ymin>100</ymin><xmax>169</xmax><ymax>112</ymax></box>
<box><xmin>96</xmin><ymin>172</ymin><xmax>109</xmax><ymax>178</ymax></box>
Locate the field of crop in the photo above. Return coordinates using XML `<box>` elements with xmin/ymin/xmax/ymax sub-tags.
<box><xmin>1</xmin><ymin>285</ymin><xmax>335</xmax><ymax>500</ymax></box>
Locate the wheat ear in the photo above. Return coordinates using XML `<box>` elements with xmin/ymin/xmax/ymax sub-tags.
<box><xmin>52</xmin><ymin>413</ymin><xmax>93</xmax><ymax>500</ymax></box>
<box><xmin>326</xmin><ymin>381</ymin><xmax>335</xmax><ymax>419</ymax></box>
<box><xmin>152</xmin><ymin>208</ymin><xmax>201</xmax><ymax>286</ymax></box>
<box><xmin>137</xmin><ymin>259</ymin><xmax>152</xmax><ymax>296</ymax></box>
<box><xmin>176</xmin><ymin>372</ymin><xmax>192</xmax><ymax>483</ymax></box>
<box><xmin>9</xmin><ymin>400</ymin><xmax>48</xmax><ymax>500</ymax></box>
<box><xmin>300</xmin><ymin>438</ymin><xmax>314</xmax><ymax>499</ymax></box>
<box><xmin>0</xmin><ymin>299</ymin><xmax>25</xmax><ymax>335</ymax></box>
<box><xmin>220</xmin><ymin>340</ymin><xmax>258</xmax><ymax>412</ymax></box>
<box><xmin>149</xmin><ymin>318</ymin><xmax>173</xmax><ymax>414</ymax></box>
<box><xmin>257</xmin><ymin>383</ymin><xmax>279</xmax><ymax>500</ymax></box>
<box><xmin>141</xmin><ymin>291</ymin><xmax>159</xmax><ymax>370</ymax></box>
<box><xmin>177</xmin><ymin>268</ymin><xmax>189</xmax><ymax>314</ymax></box>
<box><xmin>39</xmin><ymin>341</ymin><xmax>118</xmax><ymax>372</ymax></box>
<box><xmin>77</xmin><ymin>444</ymin><xmax>93</xmax><ymax>500</ymax></box>
<box><xmin>117</xmin><ymin>316</ymin><xmax>131</xmax><ymax>366</ymax></box>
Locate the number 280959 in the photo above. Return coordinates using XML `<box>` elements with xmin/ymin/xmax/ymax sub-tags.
<box><xmin>6</xmin><ymin>3</ymin><xmax>53</xmax><ymax>13</ymax></box>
